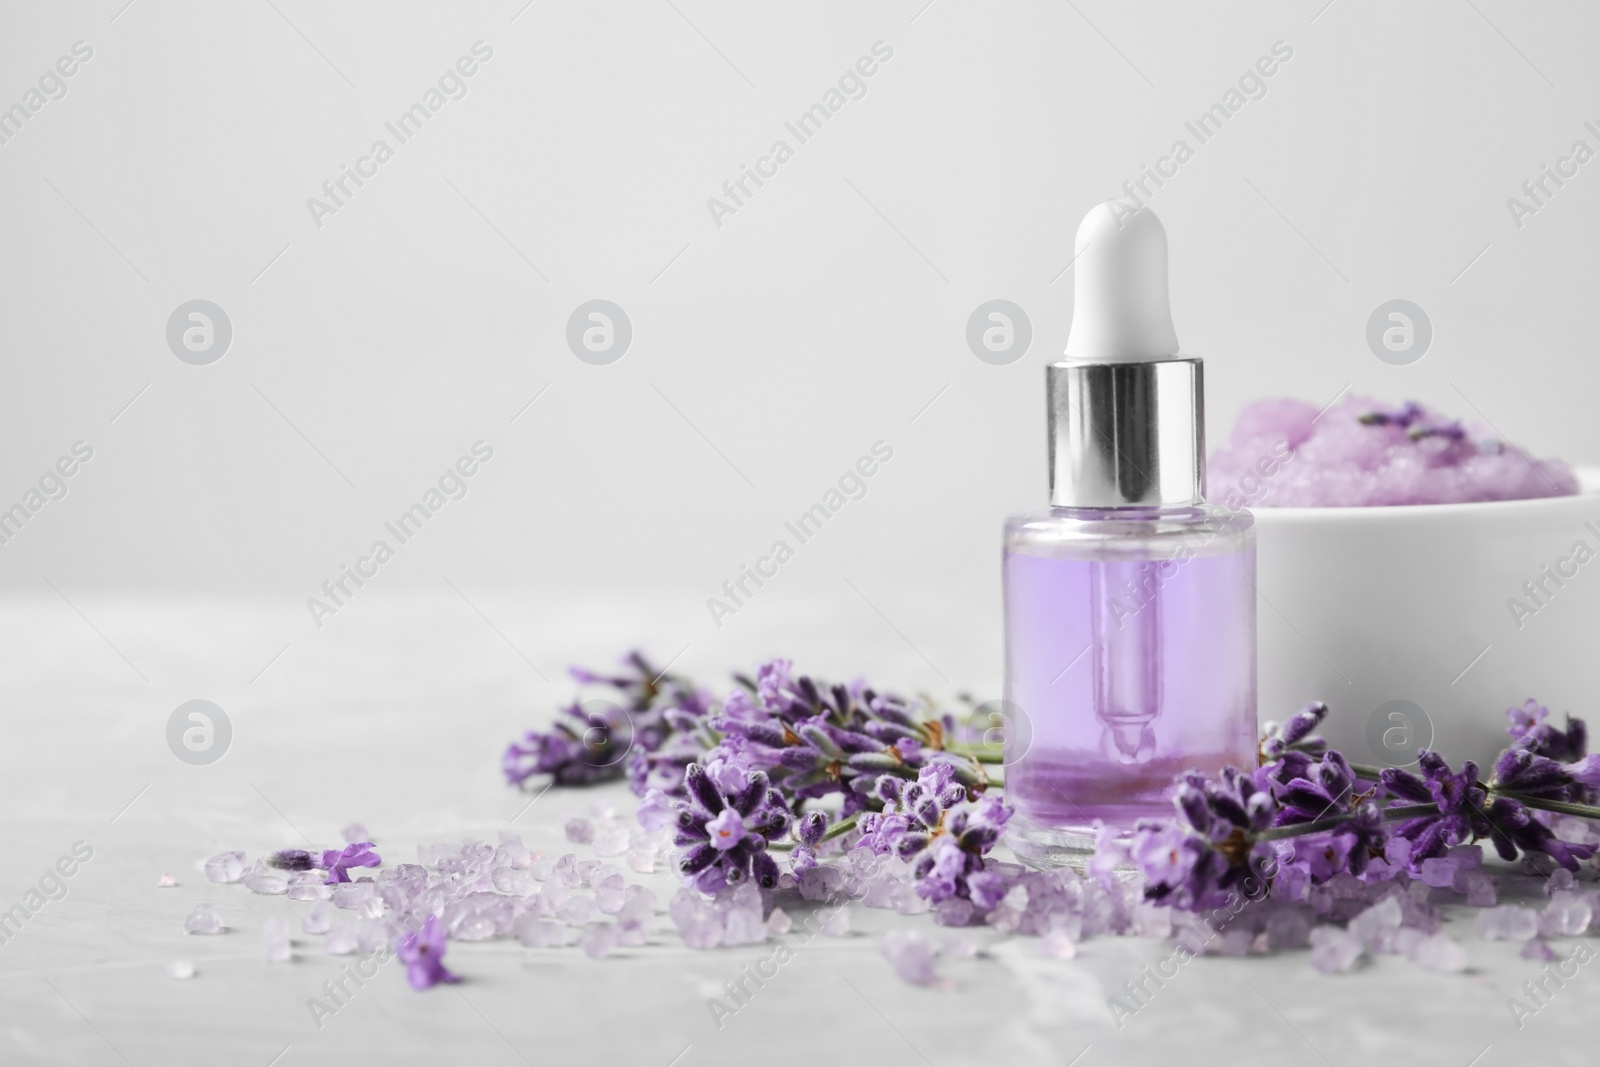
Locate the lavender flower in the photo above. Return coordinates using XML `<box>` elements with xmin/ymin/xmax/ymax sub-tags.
<box><xmin>395</xmin><ymin>915</ymin><xmax>457</xmax><ymax>989</ymax></box>
<box><xmin>503</xmin><ymin>651</ymin><xmax>711</xmax><ymax>790</ymax></box>
<box><xmin>1506</xmin><ymin>700</ymin><xmax>1586</xmax><ymax>762</ymax></box>
<box><xmin>855</xmin><ymin>761</ymin><xmax>1012</xmax><ymax>910</ymax></box>
<box><xmin>673</xmin><ymin>764</ymin><xmax>788</xmax><ymax>892</ymax></box>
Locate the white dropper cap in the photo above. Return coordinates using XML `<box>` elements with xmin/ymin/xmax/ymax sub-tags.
<box><xmin>1063</xmin><ymin>201</ymin><xmax>1180</xmax><ymax>363</ymax></box>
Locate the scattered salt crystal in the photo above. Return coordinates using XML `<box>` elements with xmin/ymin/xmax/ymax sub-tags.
<box><xmin>593</xmin><ymin>824</ymin><xmax>631</xmax><ymax>857</ymax></box>
<box><xmin>1264</xmin><ymin>909</ymin><xmax>1310</xmax><ymax>951</ymax></box>
<box><xmin>1544</xmin><ymin>868</ymin><xmax>1577</xmax><ymax>896</ymax></box>
<box><xmin>1446</xmin><ymin>844</ymin><xmax>1483</xmax><ymax>869</ymax></box>
<box><xmin>558</xmin><ymin>896</ymin><xmax>597</xmax><ymax>925</ymax></box>
<box><xmin>595</xmin><ymin>875</ymin><xmax>627</xmax><ymax>915</ymax></box>
<box><xmin>1348</xmin><ymin>896</ymin><xmax>1403</xmax><ymax>948</ymax></box>
<box><xmin>881</xmin><ymin>931</ymin><xmax>941</xmax><ymax>985</ymax></box>
<box><xmin>302</xmin><ymin>902</ymin><xmax>332</xmax><ymax>935</ymax></box>
<box><xmin>491</xmin><ymin>867</ymin><xmax>540</xmax><ymax>897</ymax></box>
<box><xmin>934</xmin><ymin>897</ymin><xmax>974</xmax><ymax>927</ymax></box>
<box><xmin>1214</xmin><ymin>926</ymin><xmax>1255</xmax><ymax>957</ymax></box>
<box><xmin>1407</xmin><ymin>932</ymin><xmax>1467</xmax><ymax>973</ymax></box>
<box><xmin>324</xmin><ymin>923</ymin><xmax>358</xmax><ymax>955</ymax></box>
<box><xmin>1456</xmin><ymin>869</ymin><xmax>1497</xmax><ymax>908</ymax></box>
<box><xmin>287</xmin><ymin>871</ymin><xmax>332</xmax><ymax>902</ymax></box>
<box><xmin>1308</xmin><ymin>926</ymin><xmax>1362</xmax><ymax>973</ymax></box>
<box><xmin>942</xmin><ymin>933</ymin><xmax>979</xmax><ymax>958</ymax></box>
<box><xmin>565</xmin><ymin>819</ymin><xmax>594</xmax><ymax>845</ymax></box>
<box><xmin>765</xmin><ymin>908</ymin><xmax>793</xmax><ymax>936</ymax></box>
<box><xmin>356</xmin><ymin>919</ymin><xmax>388</xmax><ymax>954</ymax></box>
<box><xmin>263</xmin><ymin>918</ymin><xmax>291</xmax><ymax>963</ymax></box>
<box><xmin>1131</xmin><ymin>902</ymin><xmax>1173</xmax><ymax>940</ymax></box>
<box><xmin>723</xmin><ymin>908</ymin><xmax>766</xmax><ymax>946</ymax></box>
<box><xmin>626</xmin><ymin>849</ymin><xmax>656</xmax><ymax>874</ymax></box>
<box><xmin>241</xmin><ymin>862</ymin><xmax>288</xmax><ymax>896</ymax></box>
<box><xmin>1039</xmin><ymin>930</ymin><xmax>1077</xmax><ymax>959</ymax></box>
<box><xmin>204</xmin><ymin>852</ymin><xmax>245</xmax><ymax>884</ymax></box>
<box><xmin>581</xmin><ymin>924</ymin><xmax>619</xmax><ymax>958</ymax></box>
<box><xmin>516</xmin><ymin>915</ymin><xmax>573</xmax><ymax>948</ymax></box>
<box><xmin>1522</xmin><ymin>939</ymin><xmax>1558</xmax><ymax>961</ymax></box>
<box><xmin>1539</xmin><ymin>891</ymin><xmax>1593</xmax><ymax>937</ymax></box>
<box><xmin>156</xmin><ymin>873</ymin><xmax>177</xmax><ymax>888</ymax></box>
<box><xmin>331</xmin><ymin>883</ymin><xmax>377</xmax><ymax>913</ymax></box>
<box><xmin>342</xmin><ymin>823</ymin><xmax>371</xmax><ymax>844</ymax></box>
<box><xmin>820</xmin><ymin>908</ymin><xmax>851</xmax><ymax>937</ymax></box>
<box><xmin>165</xmin><ymin>961</ymin><xmax>195</xmax><ymax>979</ymax></box>
<box><xmin>680</xmin><ymin>916</ymin><xmax>723</xmax><ymax>950</ymax></box>
<box><xmin>184</xmin><ymin>904</ymin><xmax>224</xmax><ymax>935</ymax></box>
<box><xmin>496</xmin><ymin>836</ymin><xmax>531</xmax><ymax>870</ymax></box>
<box><xmin>1417</xmin><ymin>857</ymin><xmax>1459</xmax><ymax>889</ymax></box>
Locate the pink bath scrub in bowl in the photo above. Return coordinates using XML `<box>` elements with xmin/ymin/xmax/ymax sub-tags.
<box><xmin>1208</xmin><ymin>396</ymin><xmax>1579</xmax><ymax>508</ymax></box>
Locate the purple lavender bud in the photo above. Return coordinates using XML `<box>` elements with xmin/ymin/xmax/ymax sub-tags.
<box><xmin>798</xmin><ymin>724</ymin><xmax>843</xmax><ymax>759</ymax></box>
<box><xmin>1280</xmin><ymin>702</ymin><xmax>1327</xmax><ymax>745</ymax></box>
<box><xmin>799</xmin><ymin>811</ymin><xmax>828</xmax><ymax>847</ymax></box>
<box><xmin>752</xmin><ymin>851</ymin><xmax>780</xmax><ymax>889</ymax></box>
<box><xmin>684</xmin><ymin>764</ymin><xmax>724</xmax><ymax>815</ymax></box>
<box><xmin>848</xmin><ymin>752</ymin><xmax>908</xmax><ymax>774</ymax></box>
<box><xmin>874</xmin><ymin>776</ymin><xmax>903</xmax><ymax>804</ymax></box>
<box><xmin>914</xmin><ymin>798</ymin><xmax>941</xmax><ymax>829</ymax></box>
<box><xmin>830</xmin><ymin>728</ymin><xmax>883</xmax><ymax>754</ymax></box>
<box><xmin>938</xmin><ymin>783</ymin><xmax>967</xmax><ymax>807</ymax></box>
<box><xmin>1381</xmin><ymin>766</ymin><xmax>1434</xmax><ymax>804</ymax></box>
<box><xmin>266</xmin><ymin>849</ymin><xmax>316</xmax><ymax>871</ymax></box>
<box><xmin>893</xmin><ymin>833</ymin><xmax>930</xmax><ymax>861</ymax></box>
<box><xmin>678</xmin><ymin>842</ymin><xmax>719</xmax><ymax>875</ymax></box>
<box><xmin>730</xmin><ymin>772</ymin><xmax>770</xmax><ymax>816</ymax></box>
<box><xmin>1175</xmin><ymin>784</ymin><xmax>1211</xmax><ymax>834</ymax></box>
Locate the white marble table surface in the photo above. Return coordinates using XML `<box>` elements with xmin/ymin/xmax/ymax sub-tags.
<box><xmin>0</xmin><ymin>590</ymin><xmax>1592</xmax><ymax>1067</ymax></box>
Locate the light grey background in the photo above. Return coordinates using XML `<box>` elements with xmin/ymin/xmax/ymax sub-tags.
<box><xmin>4</xmin><ymin>1</ymin><xmax>1596</xmax><ymax>621</ymax></box>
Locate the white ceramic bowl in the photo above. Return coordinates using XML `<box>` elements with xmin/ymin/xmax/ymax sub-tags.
<box><xmin>1252</xmin><ymin>468</ymin><xmax>1600</xmax><ymax>770</ymax></box>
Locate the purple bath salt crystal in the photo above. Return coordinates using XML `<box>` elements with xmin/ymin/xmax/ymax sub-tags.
<box><xmin>565</xmin><ymin>818</ymin><xmax>594</xmax><ymax>845</ymax></box>
<box><xmin>184</xmin><ymin>904</ymin><xmax>224</xmax><ymax>935</ymax></box>
<box><xmin>1039</xmin><ymin>929</ymin><xmax>1078</xmax><ymax>959</ymax></box>
<box><xmin>204</xmin><ymin>851</ymin><xmax>246</xmax><ymax>884</ymax></box>
<box><xmin>1539</xmin><ymin>891</ymin><xmax>1593</xmax><ymax>937</ymax></box>
<box><xmin>263</xmin><ymin>918</ymin><xmax>292</xmax><ymax>963</ymax></box>
<box><xmin>1308</xmin><ymin>927</ymin><xmax>1363</xmax><ymax>973</ymax></box>
<box><xmin>492</xmin><ymin>867</ymin><xmax>540</xmax><ymax>897</ymax></box>
<box><xmin>287</xmin><ymin>870</ymin><xmax>333</xmax><ymax>902</ymax></box>
<box><xmin>765</xmin><ymin>908</ymin><xmax>793</xmax><ymax>936</ymax></box>
<box><xmin>241</xmin><ymin>862</ymin><xmax>288</xmax><ymax>896</ymax></box>
<box><xmin>558</xmin><ymin>896</ymin><xmax>597</xmax><ymax>925</ymax></box>
<box><xmin>680</xmin><ymin>916</ymin><xmax>724</xmax><ymax>950</ymax></box>
<box><xmin>1455</xmin><ymin>869</ymin><xmax>1496</xmax><ymax>908</ymax></box>
<box><xmin>1214</xmin><ymin>926</ymin><xmax>1256</xmax><ymax>958</ymax></box>
<box><xmin>515</xmin><ymin>915</ymin><xmax>572</xmax><ymax>948</ymax></box>
<box><xmin>581</xmin><ymin>924</ymin><xmax>619</xmax><ymax>959</ymax></box>
<box><xmin>1477</xmin><ymin>905</ymin><xmax>1539</xmax><ymax>941</ymax></box>
<box><xmin>1407</xmin><ymin>932</ymin><xmax>1467</xmax><ymax>973</ymax></box>
<box><xmin>723</xmin><ymin>907</ymin><xmax>766</xmax><ymax>947</ymax></box>
<box><xmin>302</xmin><ymin>902</ymin><xmax>331</xmax><ymax>935</ymax></box>
<box><xmin>324</xmin><ymin>923</ymin><xmax>358</xmax><ymax>955</ymax></box>
<box><xmin>1522</xmin><ymin>939</ymin><xmax>1559</xmax><ymax>962</ymax></box>
<box><xmin>592</xmin><ymin>823</ymin><xmax>631</xmax><ymax>857</ymax></box>
<box><xmin>1544</xmin><ymin>868</ymin><xmax>1577</xmax><ymax>896</ymax></box>
<box><xmin>1417</xmin><ymin>857</ymin><xmax>1459</xmax><ymax>889</ymax></box>
<box><xmin>881</xmin><ymin>931</ymin><xmax>941</xmax><ymax>985</ymax></box>
<box><xmin>1264</xmin><ymin>909</ymin><xmax>1311</xmax><ymax>951</ymax></box>
<box><xmin>934</xmin><ymin>897</ymin><xmax>975</xmax><ymax>928</ymax></box>
<box><xmin>595</xmin><ymin>875</ymin><xmax>627</xmax><ymax>915</ymax></box>
<box><xmin>1209</xmin><ymin>395</ymin><xmax>1578</xmax><ymax>507</ymax></box>
<box><xmin>574</xmin><ymin>859</ymin><xmax>604</xmax><ymax>887</ymax></box>
<box><xmin>1348</xmin><ymin>896</ymin><xmax>1403</xmax><ymax>949</ymax></box>
<box><xmin>820</xmin><ymin>908</ymin><xmax>851</xmax><ymax>937</ymax></box>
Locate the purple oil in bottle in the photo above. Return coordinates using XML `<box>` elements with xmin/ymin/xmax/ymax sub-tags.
<box><xmin>1002</xmin><ymin>507</ymin><xmax>1256</xmax><ymax>860</ymax></box>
